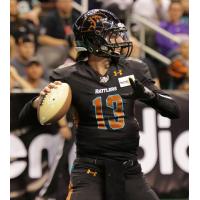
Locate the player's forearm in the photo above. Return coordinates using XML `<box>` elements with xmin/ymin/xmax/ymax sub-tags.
<box><xmin>137</xmin><ymin>79</ymin><xmax>180</xmax><ymax>119</ymax></box>
<box><xmin>18</xmin><ymin>98</ymin><xmax>40</xmax><ymax>126</ymax></box>
<box><xmin>38</xmin><ymin>35</ymin><xmax>68</xmax><ymax>47</ymax></box>
<box><xmin>143</xmin><ymin>92</ymin><xmax>180</xmax><ymax>119</ymax></box>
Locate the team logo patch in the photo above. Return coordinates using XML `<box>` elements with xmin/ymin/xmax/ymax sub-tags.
<box><xmin>100</xmin><ymin>75</ymin><xmax>109</xmax><ymax>83</ymax></box>
<box><xmin>118</xmin><ymin>75</ymin><xmax>135</xmax><ymax>87</ymax></box>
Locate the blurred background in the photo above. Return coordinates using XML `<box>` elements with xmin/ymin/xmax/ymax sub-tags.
<box><xmin>10</xmin><ymin>0</ymin><xmax>189</xmax><ymax>200</ymax></box>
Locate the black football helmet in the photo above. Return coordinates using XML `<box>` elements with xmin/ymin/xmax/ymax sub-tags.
<box><xmin>73</xmin><ymin>9</ymin><xmax>133</xmax><ymax>58</ymax></box>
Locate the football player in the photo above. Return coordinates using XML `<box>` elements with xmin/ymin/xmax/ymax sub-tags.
<box><xmin>20</xmin><ymin>9</ymin><xmax>180</xmax><ymax>200</ymax></box>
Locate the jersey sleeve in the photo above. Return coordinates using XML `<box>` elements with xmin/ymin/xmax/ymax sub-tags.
<box><xmin>49</xmin><ymin>65</ymin><xmax>69</xmax><ymax>83</ymax></box>
<box><xmin>129</xmin><ymin>59</ymin><xmax>180</xmax><ymax>119</ymax></box>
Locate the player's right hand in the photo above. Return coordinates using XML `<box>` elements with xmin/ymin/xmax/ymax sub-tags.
<box><xmin>129</xmin><ymin>78</ymin><xmax>156</xmax><ymax>101</ymax></box>
<box><xmin>32</xmin><ymin>81</ymin><xmax>62</xmax><ymax>108</ymax></box>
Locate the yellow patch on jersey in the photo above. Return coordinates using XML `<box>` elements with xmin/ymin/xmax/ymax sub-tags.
<box><xmin>113</xmin><ymin>69</ymin><xmax>123</xmax><ymax>76</ymax></box>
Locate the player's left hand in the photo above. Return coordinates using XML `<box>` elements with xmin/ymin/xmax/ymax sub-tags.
<box><xmin>129</xmin><ymin>78</ymin><xmax>156</xmax><ymax>101</ymax></box>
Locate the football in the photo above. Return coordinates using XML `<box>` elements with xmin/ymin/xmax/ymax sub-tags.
<box><xmin>37</xmin><ymin>82</ymin><xmax>72</xmax><ymax>125</ymax></box>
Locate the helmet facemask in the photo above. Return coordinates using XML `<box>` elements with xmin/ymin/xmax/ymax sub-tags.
<box><xmin>100</xmin><ymin>23</ymin><xmax>133</xmax><ymax>58</ymax></box>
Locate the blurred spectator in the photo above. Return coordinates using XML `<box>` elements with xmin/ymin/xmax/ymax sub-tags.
<box><xmin>10</xmin><ymin>65</ymin><xmax>33</xmax><ymax>92</ymax></box>
<box><xmin>11</xmin><ymin>35</ymin><xmax>36</xmax><ymax>77</ymax></box>
<box><xmin>101</xmin><ymin>0</ymin><xmax>133</xmax><ymax>30</ymax></box>
<box><xmin>156</xmin><ymin>0</ymin><xmax>189</xmax><ymax>57</ymax></box>
<box><xmin>181</xmin><ymin>0</ymin><xmax>189</xmax><ymax>24</ymax></box>
<box><xmin>167</xmin><ymin>39</ymin><xmax>189</xmax><ymax>90</ymax></box>
<box><xmin>39</xmin><ymin>0</ymin><xmax>77</xmax><ymax>44</ymax></box>
<box><xmin>131</xmin><ymin>0</ymin><xmax>171</xmax><ymax>51</ymax></box>
<box><xmin>37</xmin><ymin>0</ymin><xmax>80</xmax><ymax>69</ymax></box>
<box><xmin>103</xmin><ymin>3</ymin><xmax>127</xmax><ymax>24</ymax></box>
<box><xmin>10</xmin><ymin>35</ymin><xmax>16</xmax><ymax>59</ymax></box>
<box><xmin>88</xmin><ymin>0</ymin><xmax>103</xmax><ymax>10</ymax></box>
<box><xmin>133</xmin><ymin>0</ymin><xmax>170</xmax><ymax>24</ymax></box>
<box><xmin>17</xmin><ymin>0</ymin><xmax>42</xmax><ymax>26</ymax></box>
<box><xmin>24</xmin><ymin>57</ymin><xmax>49</xmax><ymax>90</ymax></box>
<box><xmin>101</xmin><ymin>0</ymin><xmax>133</xmax><ymax>10</ymax></box>
<box><xmin>10</xmin><ymin>0</ymin><xmax>18</xmax><ymax>24</ymax></box>
<box><xmin>38</xmin><ymin>0</ymin><xmax>57</xmax><ymax>13</ymax></box>
<box><xmin>10</xmin><ymin>0</ymin><xmax>39</xmax><ymax>43</ymax></box>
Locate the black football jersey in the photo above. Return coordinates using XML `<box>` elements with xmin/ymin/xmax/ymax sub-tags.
<box><xmin>49</xmin><ymin>58</ymin><xmax>158</xmax><ymax>160</ymax></box>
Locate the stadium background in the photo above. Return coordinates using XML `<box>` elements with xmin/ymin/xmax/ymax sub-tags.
<box><xmin>10</xmin><ymin>0</ymin><xmax>189</xmax><ymax>200</ymax></box>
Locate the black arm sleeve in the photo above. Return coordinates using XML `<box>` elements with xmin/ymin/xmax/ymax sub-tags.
<box><xmin>18</xmin><ymin>97</ymin><xmax>40</xmax><ymax>126</ymax></box>
<box><xmin>136</xmin><ymin>61</ymin><xmax>180</xmax><ymax>119</ymax></box>
<box><xmin>143</xmin><ymin>86</ymin><xmax>180</xmax><ymax>119</ymax></box>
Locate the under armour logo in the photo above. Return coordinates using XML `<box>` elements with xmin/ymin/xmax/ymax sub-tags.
<box><xmin>113</xmin><ymin>69</ymin><xmax>123</xmax><ymax>76</ymax></box>
<box><xmin>86</xmin><ymin>168</ymin><xmax>98</xmax><ymax>177</ymax></box>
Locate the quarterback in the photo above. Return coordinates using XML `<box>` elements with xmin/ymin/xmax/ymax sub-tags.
<box><xmin>20</xmin><ymin>9</ymin><xmax>180</xmax><ymax>200</ymax></box>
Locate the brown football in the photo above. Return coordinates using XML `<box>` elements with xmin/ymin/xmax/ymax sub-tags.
<box><xmin>37</xmin><ymin>82</ymin><xmax>72</xmax><ymax>125</ymax></box>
